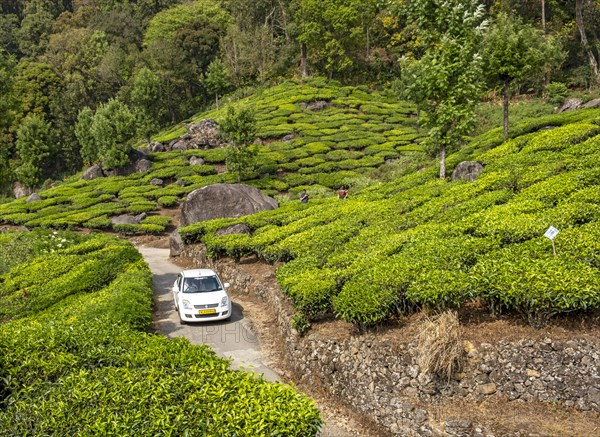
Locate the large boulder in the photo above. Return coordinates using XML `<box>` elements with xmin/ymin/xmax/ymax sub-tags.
<box><xmin>451</xmin><ymin>161</ymin><xmax>484</xmax><ymax>182</ymax></box>
<box><xmin>82</xmin><ymin>164</ymin><xmax>104</xmax><ymax>180</ymax></box>
<box><xmin>180</xmin><ymin>183</ymin><xmax>278</xmax><ymax>227</ymax></box>
<box><xmin>189</xmin><ymin>156</ymin><xmax>205</xmax><ymax>166</ymax></box>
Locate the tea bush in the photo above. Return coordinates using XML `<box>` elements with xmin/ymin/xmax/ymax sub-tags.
<box><xmin>0</xmin><ymin>231</ymin><xmax>322</xmax><ymax>435</ymax></box>
<box><xmin>179</xmin><ymin>107</ymin><xmax>600</xmax><ymax>328</ymax></box>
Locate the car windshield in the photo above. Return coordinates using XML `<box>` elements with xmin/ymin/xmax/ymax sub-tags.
<box><xmin>183</xmin><ymin>276</ymin><xmax>221</xmax><ymax>293</ymax></box>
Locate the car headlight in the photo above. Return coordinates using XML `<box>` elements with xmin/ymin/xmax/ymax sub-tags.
<box><xmin>221</xmin><ymin>296</ymin><xmax>229</xmax><ymax>307</ymax></box>
<box><xmin>182</xmin><ymin>299</ymin><xmax>193</xmax><ymax>310</ymax></box>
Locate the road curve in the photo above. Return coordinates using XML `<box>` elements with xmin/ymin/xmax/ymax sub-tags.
<box><xmin>137</xmin><ymin>245</ymin><xmax>367</xmax><ymax>437</ymax></box>
<box><xmin>137</xmin><ymin>246</ymin><xmax>280</xmax><ymax>382</ymax></box>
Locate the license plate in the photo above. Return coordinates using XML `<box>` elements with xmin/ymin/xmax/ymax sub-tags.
<box><xmin>199</xmin><ymin>309</ymin><xmax>216</xmax><ymax>315</ymax></box>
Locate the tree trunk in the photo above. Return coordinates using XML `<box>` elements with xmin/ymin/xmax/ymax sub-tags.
<box><xmin>576</xmin><ymin>0</ymin><xmax>600</xmax><ymax>84</ymax></box>
<box><xmin>300</xmin><ymin>43</ymin><xmax>308</xmax><ymax>78</ymax></box>
<box><xmin>439</xmin><ymin>144</ymin><xmax>446</xmax><ymax>179</ymax></box>
<box><xmin>541</xmin><ymin>0</ymin><xmax>546</xmax><ymax>33</ymax></box>
<box><xmin>215</xmin><ymin>93</ymin><xmax>219</xmax><ymax>110</ymax></box>
<box><xmin>503</xmin><ymin>79</ymin><xmax>510</xmax><ymax>141</ymax></box>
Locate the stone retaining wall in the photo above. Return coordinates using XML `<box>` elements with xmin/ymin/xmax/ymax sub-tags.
<box><xmin>180</xmin><ymin>245</ymin><xmax>600</xmax><ymax>436</ymax></box>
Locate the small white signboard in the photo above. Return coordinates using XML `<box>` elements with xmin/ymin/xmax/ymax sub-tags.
<box><xmin>544</xmin><ymin>226</ymin><xmax>559</xmax><ymax>240</ymax></box>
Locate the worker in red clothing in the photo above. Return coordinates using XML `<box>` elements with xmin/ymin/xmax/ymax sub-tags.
<box><xmin>338</xmin><ymin>186</ymin><xmax>348</xmax><ymax>200</ymax></box>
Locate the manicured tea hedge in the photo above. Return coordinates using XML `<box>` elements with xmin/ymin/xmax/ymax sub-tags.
<box><xmin>0</xmin><ymin>230</ymin><xmax>322</xmax><ymax>435</ymax></box>
<box><xmin>0</xmin><ymin>79</ymin><xmax>421</xmax><ymax>232</ymax></box>
<box><xmin>180</xmin><ymin>109</ymin><xmax>600</xmax><ymax>328</ymax></box>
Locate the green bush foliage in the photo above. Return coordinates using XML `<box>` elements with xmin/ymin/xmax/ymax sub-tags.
<box><xmin>0</xmin><ymin>231</ymin><xmax>322</xmax><ymax>435</ymax></box>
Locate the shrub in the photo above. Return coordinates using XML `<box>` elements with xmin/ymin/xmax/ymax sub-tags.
<box><xmin>544</xmin><ymin>82</ymin><xmax>568</xmax><ymax>107</ymax></box>
<box><xmin>157</xmin><ymin>196</ymin><xmax>178</xmax><ymax>207</ymax></box>
<box><xmin>415</xmin><ymin>311</ymin><xmax>463</xmax><ymax>382</ymax></box>
<box><xmin>141</xmin><ymin>216</ymin><xmax>171</xmax><ymax>227</ymax></box>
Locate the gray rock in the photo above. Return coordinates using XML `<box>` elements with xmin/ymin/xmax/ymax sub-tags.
<box><xmin>451</xmin><ymin>161</ymin><xmax>484</xmax><ymax>182</ymax></box>
<box><xmin>150</xmin><ymin>178</ymin><xmax>164</xmax><ymax>186</ymax></box>
<box><xmin>171</xmin><ymin>140</ymin><xmax>188</xmax><ymax>151</ymax></box>
<box><xmin>559</xmin><ymin>98</ymin><xmax>583</xmax><ymax>113</ymax></box>
<box><xmin>149</xmin><ymin>142</ymin><xmax>165</xmax><ymax>152</ymax></box>
<box><xmin>170</xmin><ymin>229</ymin><xmax>184</xmax><ymax>257</ymax></box>
<box><xmin>111</xmin><ymin>214</ymin><xmax>142</xmax><ymax>225</ymax></box>
<box><xmin>180</xmin><ymin>183</ymin><xmax>278</xmax><ymax>227</ymax></box>
<box><xmin>174</xmin><ymin>119</ymin><xmax>221</xmax><ymax>150</ymax></box>
<box><xmin>136</xmin><ymin>159</ymin><xmax>152</xmax><ymax>173</ymax></box>
<box><xmin>282</xmin><ymin>134</ymin><xmax>295</xmax><ymax>142</ymax></box>
<box><xmin>26</xmin><ymin>193</ymin><xmax>42</xmax><ymax>203</ymax></box>
<box><xmin>300</xmin><ymin>100</ymin><xmax>331</xmax><ymax>111</ymax></box>
<box><xmin>215</xmin><ymin>223</ymin><xmax>252</xmax><ymax>236</ymax></box>
<box><xmin>81</xmin><ymin>164</ymin><xmax>104</xmax><ymax>180</ymax></box>
<box><xmin>189</xmin><ymin>156</ymin><xmax>205</xmax><ymax>166</ymax></box>
<box><xmin>175</xmin><ymin>179</ymin><xmax>187</xmax><ymax>186</ymax></box>
<box><xmin>135</xmin><ymin>212</ymin><xmax>147</xmax><ymax>223</ymax></box>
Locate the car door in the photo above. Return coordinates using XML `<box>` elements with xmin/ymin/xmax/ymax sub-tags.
<box><xmin>173</xmin><ymin>274</ymin><xmax>182</xmax><ymax>309</ymax></box>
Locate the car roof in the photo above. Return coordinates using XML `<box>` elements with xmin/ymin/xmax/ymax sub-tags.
<box><xmin>180</xmin><ymin>269</ymin><xmax>218</xmax><ymax>278</ymax></box>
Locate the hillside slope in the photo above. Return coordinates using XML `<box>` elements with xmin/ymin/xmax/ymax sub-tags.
<box><xmin>179</xmin><ymin>107</ymin><xmax>600</xmax><ymax>329</ymax></box>
<box><xmin>0</xmin><ymin>79</ymin><xmax>421</xmax><ymax>233</ymax></box>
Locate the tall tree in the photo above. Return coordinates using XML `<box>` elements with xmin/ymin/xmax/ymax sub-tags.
<box><xmin>203</xmin><ymin>58</ymin><xmax>231</xmax><ymax>109</ymax></box>
<box><xmin>130</xmin><ymin>67</ymin><xmax>163</xmax><ymax>143</ymax></box>
<box><xmin>404</xmin><ymin>0</ymin><xmax>487</xmax><ymax>179</ymax></box>
<box><xmin>0</xmin><ymin>50</ymin><xmax>17</xmax><ymax>194</ymax></box>
<box><xmin>15</xmin><ymin>115</ymin><xmax>51</xmax><ymax>189</ymax></box>
<box><xmin>575</xmin><ymin>0</ymin><xmax>600</xmax><ymax>85</ymax></box>
<box><xmin>292</xmin><ymin>0</ymin><xmax>377</xmax><ymax>79</ymax></box>
<box><xmin>74</xmin><ymin>99</ymin><xmax>135</xmax><ymax>170</ymax></box>
<box><xmin>482</xmin><ymin>12</ymin><xmax>564</xmax><ymax>140</ymax></box>
<box><xmin>219</xmin><ymin>105</ymin><xmax>258</xmax><ymax>183</ymax></box>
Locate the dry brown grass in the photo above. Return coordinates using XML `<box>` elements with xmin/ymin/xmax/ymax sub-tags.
<box><xmin>416</xmin><ymin>311</ymin><xmax>463</xmax><ymax>382</ymax></box>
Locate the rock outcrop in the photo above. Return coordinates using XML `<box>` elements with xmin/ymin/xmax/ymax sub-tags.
<box><xmin>179</xmin><ymin>184</ymin><xmax>278</xmax><ymax>227</ymax></box>
<box><xmin>169</xmin><ymin>119</ymin><xmax>221</xmax><ymax>150</ymax></box>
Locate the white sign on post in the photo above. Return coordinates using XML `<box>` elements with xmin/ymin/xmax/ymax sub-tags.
<box><xmin>544</xmin><ymin>226</ymin><xmax>559</xmax><ymax>240</ymax></box>
<box><xmin>544</xmin><ymin>226</ymin><xmax>559</xmax><ymax>256</ymax></box>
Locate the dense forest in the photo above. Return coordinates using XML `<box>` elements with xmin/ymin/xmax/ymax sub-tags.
<box><xmin>1</xmin><ymin>0</ymin><xmax>600</xmax><ymax>195</ymax></box>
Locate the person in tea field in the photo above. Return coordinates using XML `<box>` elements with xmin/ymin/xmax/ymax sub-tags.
<box><xmin>300</xmin><ymin>189</ymin><xmax>309</xmax><ymax>204</ymax></box>
<box><xmin>338</xmin><ymin>186</ymin><xmax>348</xmax><ymax>199</ymax></box>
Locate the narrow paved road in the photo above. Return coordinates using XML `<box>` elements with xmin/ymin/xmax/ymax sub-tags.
<box><xmin>138</xmin><ymin>246</ymin><xmax>279</xmax><ymax>382</ymax></box>
<box><xmin>137</xmin><ymin>246</ymin><xmax>367</xmax><ymax>437</ymax></box>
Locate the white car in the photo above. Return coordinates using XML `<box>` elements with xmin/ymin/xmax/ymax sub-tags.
<box><xmin>172</xmin><ymin>269</ymin><xmax>232</xmax><ymax>323</ymax></box>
